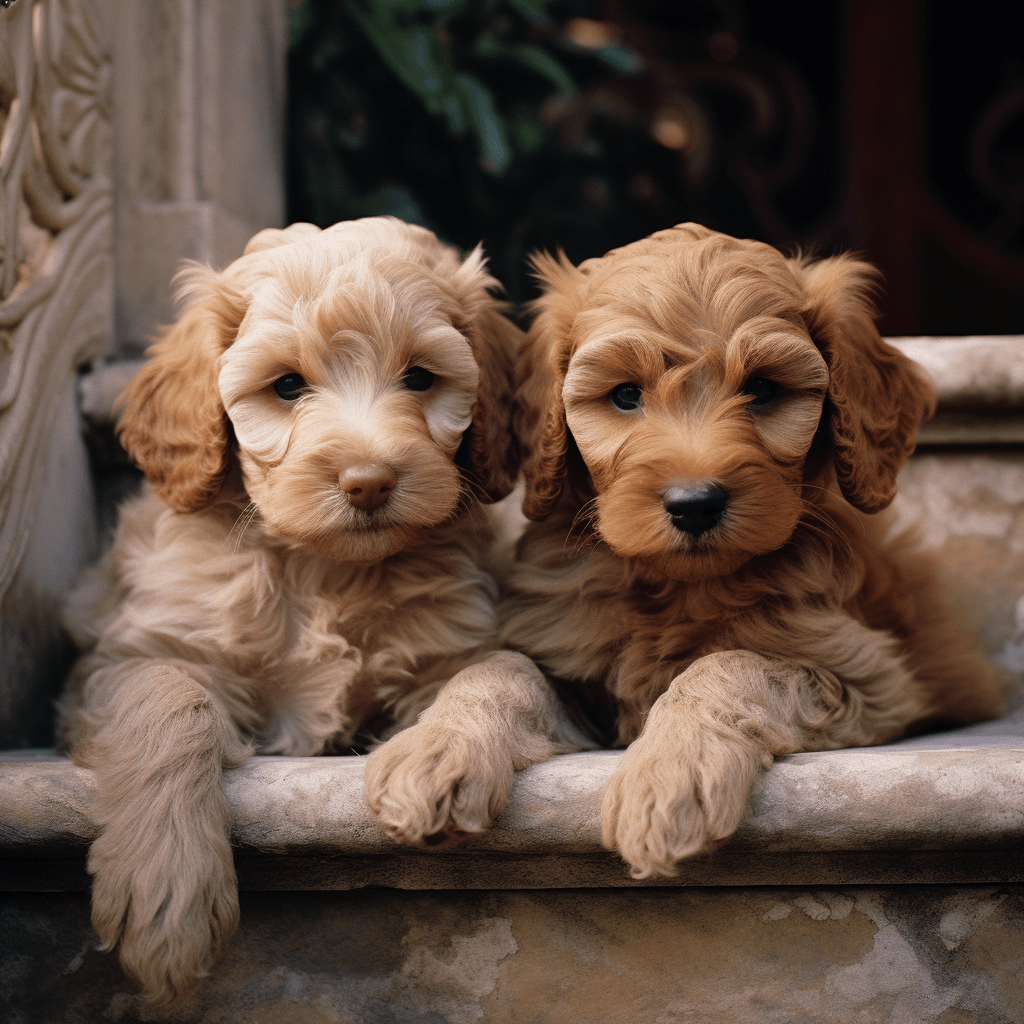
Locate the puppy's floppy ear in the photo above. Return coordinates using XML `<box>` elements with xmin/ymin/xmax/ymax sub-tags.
<box><xmin>116</xmin><ymin>264</ymin><xmax>247</xmax><ymax>513</ymax></box>
<box><xmin>448</xmin><ymin>247</ymin><xmax>521</xmax><ymax>503</ymax></box>
<box><xmin>796</xmin><ymin>254</ymin><xmax>936</xmax><ymax>514</ymax></box>
<box><xmin>516</xmin><ymin>251</ymin><xmax>583</xmax><ymax>521</ymax></box>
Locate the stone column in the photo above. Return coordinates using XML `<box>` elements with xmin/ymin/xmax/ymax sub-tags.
<box><xmin>112</xmin><ymin>0</ymin><xmax>287</xmax><ymax>355</ymax></box>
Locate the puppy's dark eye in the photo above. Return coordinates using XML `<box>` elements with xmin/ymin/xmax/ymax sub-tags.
<box><xmin>742</xmin><ymin>376</ymin><xmax>778</xmax><ymax>407</ymax></box>
<box><xmin>611</xmin><ymin>383</ymin><xmax>642</xmax><ymax>411</ymax></box>
<box><xmin>273</xmin><ymin>373</ymin><xmax>307</xmax><ymax>401</ymax></box>
<box><xmin>403</xmin><ymin>366</ymin><xmax>435</xmax><ymax>391</ymax></box>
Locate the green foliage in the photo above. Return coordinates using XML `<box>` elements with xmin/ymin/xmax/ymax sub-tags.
<box><xmin>287</xmin><ymin>0</ymin><xmax>686</xmax><ymax>301</ymax></box>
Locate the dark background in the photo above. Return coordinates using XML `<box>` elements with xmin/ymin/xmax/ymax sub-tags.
<box><xmin>287</xmin><ymin>0</ymin><xmax>1023</xmax><ymax>335</ymax></box>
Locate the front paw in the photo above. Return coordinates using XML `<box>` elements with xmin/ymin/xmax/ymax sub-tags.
<box><xmin>88</xmin><ymin>822</ymin><xmax>238</xmax><ymax>1004</ymax></box>
<box><xmin>600</xmin><ymin>734</ymin><xmax>754</xmax><ymax>879</ymax></box>
<box><xmin>364</xmin><ymin>723</ymin><xmax>513</xmax><ymax>848</ymax></box>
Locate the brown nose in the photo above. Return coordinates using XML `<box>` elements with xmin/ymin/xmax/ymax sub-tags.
<box><xmin>340</xmin><ymin>464</ymin><xmax>397</xmax><ymax>512</ymax></box>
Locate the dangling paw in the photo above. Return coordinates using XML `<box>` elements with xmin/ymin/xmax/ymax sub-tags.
<box><xmin>88</xmin><ymin>819</ymin><xmax>238</xmax><ymax>1004</ymax></box>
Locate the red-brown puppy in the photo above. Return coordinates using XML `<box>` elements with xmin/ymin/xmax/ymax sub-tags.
<box><xmin>500</xmin><ymin>222</ymin><xmax>1006</xmax><ymax>878</ymax></box>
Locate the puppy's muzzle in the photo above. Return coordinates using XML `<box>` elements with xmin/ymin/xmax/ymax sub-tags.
<box><xmin>661</xmin><ymin>483</ymin><xmax>729</xmax><ymax>536</ymax></box>
<box><xmin>341</xmin><ymin>464</ymin><xmax>397</xmax><ymax>512</ymax></box>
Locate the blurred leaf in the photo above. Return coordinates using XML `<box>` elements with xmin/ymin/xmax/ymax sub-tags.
<box><xmin>405</xmin><ymin>26</ymin><xmax>445</xmax><ymax>100</ymax></box>
<box><xmin>455</xmin><ymin>73</ymin><xmax>512</xmax><ymax>174</ymax></box>
<box><xmin>473</xmin><ymin>34</ymin><xmax>575</xmax><ymax>95</ymax></box>
<box><xmin>594</xmin><ymin>44</ymin><xmax>644</xmax><ymax>75</ymax></box>
<box><xmin>348</xmin><ymin>9</ymin><xmax>445</xmax><ymax>113</ymax></box>
<box><xmin>508</xmin><ymin>43</ymin><xmax>576</xmax><ymax>95</ymax></box>
<box><xmin>442</xmin><ymin>93</ymin><xmax>467</xmax><ymax>136</ymax></box>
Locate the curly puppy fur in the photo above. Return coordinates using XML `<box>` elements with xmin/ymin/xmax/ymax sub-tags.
<box><xmin>58</xmin><ymin>218</ymin><xmax>558</xmax><ymax>1003</ymax></box>
<box><xmin>500</xmin><ymin>222</ymin><xmax>1008</xmax><ymax>879</ymax></box>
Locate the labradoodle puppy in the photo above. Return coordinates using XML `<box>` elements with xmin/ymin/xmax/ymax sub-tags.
<box><xmin>58</xmin><ymin>217</ymin><xmax>542</xmax><ymax>1002</ymax></box>
<box><xmin>494</xmin><ymin>222</ymin><xmax>1006</xmax><ymax>879</ymax></box>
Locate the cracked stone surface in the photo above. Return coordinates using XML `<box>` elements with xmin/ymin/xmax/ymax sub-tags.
<box><xmin>2</xmin><ymin>886</ymin><xmax>1022</xmax><ymax>1023</ymax></box>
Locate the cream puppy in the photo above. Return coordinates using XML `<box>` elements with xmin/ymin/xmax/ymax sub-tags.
<box><xmin>59</xmin><ymin>218</ymin><xmax>532</xmax><ymax>1003</ymax></box>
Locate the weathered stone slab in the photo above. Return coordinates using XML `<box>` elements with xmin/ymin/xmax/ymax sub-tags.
<box><xmin>3</xmin><ymin>724</ymin><xmax>1021</xmax><ymax>890</ymax></box>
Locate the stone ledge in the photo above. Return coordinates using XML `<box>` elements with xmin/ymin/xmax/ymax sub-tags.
<box><xmin>3</xmin><ymin>718</ymin><xmax>1022</xmax><ymax>890</ymax></box>
<box><xmin>888</xmin><ymin>336</ymin><xmax>1024</xmax><ymax>407</ymax></box>
<box><xmin>887</xmin><ymin>336</ymin><xmax>1024</xmax><ymax>444</ymax></box>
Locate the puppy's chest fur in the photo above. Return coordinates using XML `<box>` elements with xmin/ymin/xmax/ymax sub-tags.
<box><xmin>68</xmin><ymin>490</ymin><xmax>498</xmax><ymax>753</ymax></box>
<box><xmin>501</xmin><ymin>516</ymin><xmax>870</xmax><ymax>743</ymax></box>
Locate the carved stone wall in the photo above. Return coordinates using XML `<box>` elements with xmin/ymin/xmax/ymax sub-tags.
<box><xmin>0</xmin><ymin>0</ymin><xmax>113</xmax><ymax>746</ymax></box>
<box><xmin>0</xmin><ymin>0</ymin><xmax>286</xmax><ymax>746</ymax></box>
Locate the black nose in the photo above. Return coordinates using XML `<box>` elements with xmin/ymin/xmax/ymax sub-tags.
<box><xmin>661</xmin><ymin>483</ymin><xmax>730</xmax><ymax>536</ymax></box>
